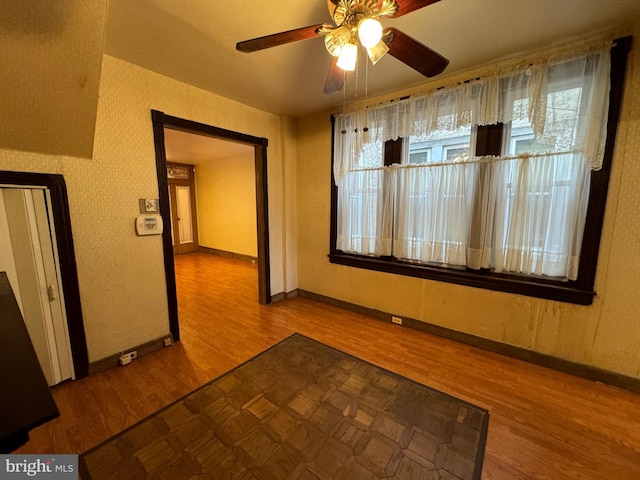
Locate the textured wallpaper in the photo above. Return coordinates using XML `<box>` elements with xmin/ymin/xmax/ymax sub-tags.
<box><xmin>85</xmin><ymin>55</ymin><xmax>288</xmax><ymax>361</ymax></box>
<box><xmin>0</xmin><ymin>0</ymin><xmax>107</xmax><ymax>158</ymax></box>
<box><xmin>296</xmin><ymin>25</ymin><xmax>640</xmax><ymax>378</ymax></box>
<box><xmin>0</xmin><ymin>54</ymin><xmax>291</xmax><ymax>362</ymax></box>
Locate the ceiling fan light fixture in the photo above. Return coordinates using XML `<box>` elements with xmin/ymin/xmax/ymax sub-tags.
<box><xmin>366</xmin><ymin>39</ymin><xmax>390</xmax><ymax>64</ymax></box>
<box><xmin>337</xmin><ymin>42</ymin><xmax>358</xmax><ymax>71</ymax></box>
<box><xmin>325</xmin><ymin>35</ymin><xmax>343</xmax><ymax>57</ymax></box>
<box><xmin>324</xmin><ymin>25</ymin><xmax>351</xmax><ymax>56</ymax></box>
<box><xmin>236</xmin><ymin>0</ymin><xmax>449</xmax><ymax>94</ymax></box>
<box><xmin>358</xmin><ymin>18</ymin><xmax>383</xmax><ymax>48</ymax></box>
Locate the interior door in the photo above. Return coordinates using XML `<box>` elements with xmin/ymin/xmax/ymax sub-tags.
<box><xmin>1</xmin><ymin>187</ymin><xmax>74</xmax><ymax>386</ymax></box>
<box><xmin>167</xmin><ymin>163</ymin><xmax>199</xmax><ymax>255</ymax></box>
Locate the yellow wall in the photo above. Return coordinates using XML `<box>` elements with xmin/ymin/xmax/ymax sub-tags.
<box><xmin>196</xmin><ymin>153</ymin><xmax>258</xmax><ymax>257</ymax></box>
<box><xmin>282</xmin><ymin>117</ymin><xmax>299</xmax><ymax>296</ymax></box>
<box><xmin>0</xmin><ymin>55</ymin><xmax>292</xmax><ymax>362</ymax></box>
<box><xmin>296</xmin><ymin>29</ymin><xmax>640</xmax><ymax>378</ymax></box>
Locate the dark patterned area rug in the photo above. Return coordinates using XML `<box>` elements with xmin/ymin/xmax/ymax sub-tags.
<box><xmin>80</xmin><ymin>334</ymin><xmax>489</xmax><ymax>479</ymax></box>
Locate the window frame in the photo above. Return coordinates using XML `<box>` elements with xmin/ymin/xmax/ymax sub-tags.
<box><xmin>328</xmin><ymin>37</ymin><xmax>631</xmax><ymax>305</ymax></box>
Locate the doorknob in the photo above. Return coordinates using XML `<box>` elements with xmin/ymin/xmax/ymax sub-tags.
<box><xmin>47</xmin><ymin>284</ymin><xmax>57</xmax><ymax>302</ymax></box>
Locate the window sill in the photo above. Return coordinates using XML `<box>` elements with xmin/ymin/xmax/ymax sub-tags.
<box><xmin>329</xmin><ymin>252</ymin><xmax>595</xmax><ymax>305</ymax></box>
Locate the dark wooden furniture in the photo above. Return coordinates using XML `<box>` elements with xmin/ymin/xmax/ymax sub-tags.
<box><xmin>0</xmin><ymin>271</ymin><xmax>59</xmax><ymax>453</ymax></box>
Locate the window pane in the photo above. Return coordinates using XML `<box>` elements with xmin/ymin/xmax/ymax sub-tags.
<box><xmin>396</xmin><ymin>126</ymin><xmax>474</xmax><ymax>265</ymax></box>
<box><xmin>509</xmin><ymin>124</ymin><xmax>550</xmax><ymax>155</ymax></box>
<box><xmin>408</xmin><ymin>149</ymin><xmax>431</xmax><ymax>165</ymax></box>
<box><xmin>492</xmin><ymin>153</ymin><xmax>589</xmax><ymax>280</ymax></box>
<box><xmin>502</xmin><ymin>83</ymin><xmax>589</xmax><ymax>279</ymax></box>
<box><xmin>336</xmin><ymin>169</ymin><xmax>392</xmax><ymax>256</ymax></box>
<box><xmin>445</xmin><ymin>145</ymin><xmax>470</xmax><ymax>162</ymax></box>
<box><xmin>510</xmin><ymin>84</ymin><xmax>583</xmax><ymax>155</ymax></box>
<box><xmin>406</xmin><ymin>126</ymin><xmax>472</xmax><ymax>165</ymax></box>
<box><xmin>394</xmin><ymin>163</ymin><xmax>474</xmax><ymax>266</ymax></box>
<box><xmin>514</xmin><ymin>137</ymin><xmax>548</xmax><ymax>155</ymax></box>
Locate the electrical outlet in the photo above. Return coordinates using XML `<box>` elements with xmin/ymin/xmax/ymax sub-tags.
<box><xmin>119</xmin><ymin>350</ymin><xmax>137</xmax><ymax>366</ymax></box>
<box><xmin>164</xmin><ymin>337</ymin><xmax>173</xmax><ymax>347</ymax></box>
<box><xmin>392</xmin><ymin>316</ymin><xmax>403</xmax><ymax>325</ymax></box>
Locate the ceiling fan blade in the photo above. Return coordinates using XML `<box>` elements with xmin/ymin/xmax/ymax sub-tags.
<box><xmin>324</xmin><ymin>57</ymin><xmax>348</xmax><ymax>94</ymax></box>
<box><xmin>384</xmin><ymin>27</ymin><xmax>449</xmax><ymax>77</ymax></box>
<box><xmin>236</xmin><ymin>25</ymin><xmax>324</xmax><ymax>53</ymax></box>
<box><xmin>390</xmin><ymin>0</ymin><xmax>441</xmax><ymax>18</ymax></box>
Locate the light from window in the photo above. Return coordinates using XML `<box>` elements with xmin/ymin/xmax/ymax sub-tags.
<box><xmin>407</xmin><ymin>127</ymin><xmax>472</xmax><ymax>165</ymax></box>
<box><xmin>444</xmin><ymin>145</ymin><xmax>470</xmax><ymax>163</ymax></box>
<box><xmin>407</xmin><ymin>149</ymin><xmax>431</xmax><ymax>165</ymax></box>
<box><xmin>331</xmin><ymin>39</ymin><xmax>628</xmax><ymax>304</ymax></box>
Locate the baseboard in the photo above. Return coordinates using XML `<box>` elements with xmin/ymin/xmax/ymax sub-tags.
<box><xmin>198</xmin><ymin>246</ymin><xmax>257</xmax><ymax>264</ymax></box>
<box><xmin>88</xmin><ymin>334</ymin><xmax>174</xmax><ymax>375</ymax></box>
<box><xmin>270</xmin><ymin>289</ymin><xmax>299</xmax><ymax>303</ymax></box>
<box><xmin>297</xmin><ymin>289</ymin><xmax>640</xmax><ymax>394</ymax></box>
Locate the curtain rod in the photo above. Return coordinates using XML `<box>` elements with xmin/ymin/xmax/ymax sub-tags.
<box><xmin>344</xmin><ymin>149</ymin><xmax>585</xmax><ymax>174</ymax></box>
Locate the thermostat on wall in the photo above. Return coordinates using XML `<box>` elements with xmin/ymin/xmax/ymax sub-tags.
<box><xmin>135</xmin><ymin>214</ymin><xmax>163</xmax><ymax>236</ymax></box>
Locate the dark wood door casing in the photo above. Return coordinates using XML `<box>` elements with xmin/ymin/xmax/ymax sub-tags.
<box><xmin>151</xmin><ymin>110</ymin><xmax>272</xmax><ymax>342</ymax></box>
<box><xmin>0</xmin><ymin>171</ymin><xmax>89</xmax><ymax>379</ymax></box>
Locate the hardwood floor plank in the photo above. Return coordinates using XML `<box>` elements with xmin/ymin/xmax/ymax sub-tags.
<box><xmin>15</xmin><ymin>253</ymin><xmax>640</xmax><ymax>479</ymax></box>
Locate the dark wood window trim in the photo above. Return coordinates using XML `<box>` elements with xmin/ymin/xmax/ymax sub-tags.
<box><xmin>329</xmin><ymin>37</ymin><xmax>631</xmax><ymax>305</ymax></box>
<box><xmin>384</xmin><ymin>138</ymin><xmax>404</xmax><ymax>165</ymax></box>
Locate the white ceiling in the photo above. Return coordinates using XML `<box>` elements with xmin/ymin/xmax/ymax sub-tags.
<box><xmin>164</xmin><ymin>128</ymin><xmax>254</xmax><ymax>164</ymax></box>
<box><xmin>105</xmin><ymin>0</ymin><xmax>640</xmax><ymax>118</ymax></box>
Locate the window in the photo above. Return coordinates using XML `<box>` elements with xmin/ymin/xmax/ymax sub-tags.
<box><xmin>407</xmin><ymin>148</ymin><xmax>431</xmax><ymax>165</ymax></box>
<box><xmin>330</xmin><ymin>37</ymin><xmax>630</xmax><ymax>305</ymax></box>
<box><xmin>444</xmin><ymin>145</ymin><xmax>470</xmax><ymax>162</ymax></box>
<box><xmin>406</xmin><ymin>127</ymin><xmax>472</xmax><ymax>165</ymax></box>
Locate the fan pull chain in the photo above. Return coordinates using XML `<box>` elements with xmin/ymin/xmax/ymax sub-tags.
<box><xmin>354</xmin><ymin>56</ymin><xmax>359</xmax><ymax>134</ymax></box>
<box><xmin>341</xmin><ymin>69</ymin><xmax>347</xmax><ymax>135</ymax></box>
<box><xmin>363</xmin><ymin>58</ymin><xmax>369</xmax><ymax>133</ymax></box>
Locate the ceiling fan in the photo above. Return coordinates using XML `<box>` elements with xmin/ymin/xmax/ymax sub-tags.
<box><xmin>236</xmin><ymin>0</ymin><xmax>449</xmax><ymax>94</ymax></box>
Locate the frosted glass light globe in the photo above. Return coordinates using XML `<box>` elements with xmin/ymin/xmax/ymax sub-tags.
<box><xmin>358</xmin><ymin>18</ymin><xmax>383</xmax><ymax>48</ymax></box>
<box><xmin>337</xmin><ymin>43</ymin><xmax>357</xmax><ymax>71</ymax></box>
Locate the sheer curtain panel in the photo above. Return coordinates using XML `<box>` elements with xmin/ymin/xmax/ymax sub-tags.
<box><xmin>333</xmin><ymin>40</ymin><xmax>612</xmax><ymax>281</ymax></box>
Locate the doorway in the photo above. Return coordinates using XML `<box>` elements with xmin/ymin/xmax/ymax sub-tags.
<box><xmin>151</xmin><ymin>110</ymin><xmax>271</xmax><ymax>342</ymax></box>
<box><xmin>167</xmin><ymin>163</ymin><xmax>199</xmax><ymax>255</ymax></box>
<box><xmin>1</xmin><ymin>187</ymin><xmax>74</xmax><ymax>385</ymax></box>
<box><xmin>0</xmin><ymin>171</ymin><xmax>88</xmax><ymax>380</ymax></box>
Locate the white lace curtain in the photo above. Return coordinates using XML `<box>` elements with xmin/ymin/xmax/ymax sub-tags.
<box><xmin>334</xmin><ymin>41</ymin><xmax>612</xmax><ymax>280</ymax></box>
<box><xmin>334</xmin><ymin>43</ymin><xmax>611</xmax><ymax>180</ymax></box>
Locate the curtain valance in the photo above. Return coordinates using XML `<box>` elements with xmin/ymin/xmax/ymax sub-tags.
<box><xmin>333</xmin><ymin>40</ymin><xmax>612</xmax><ymax>182</ymax></box>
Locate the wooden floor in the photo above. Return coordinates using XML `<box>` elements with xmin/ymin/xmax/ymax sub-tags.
<box><xmin>17</xmin><ymin>253</ymin><xmax>640</xmax><ymax>479</ymax></box>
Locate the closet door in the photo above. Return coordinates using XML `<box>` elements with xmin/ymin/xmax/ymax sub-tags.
<box><xmin>1</xmin><ymin>188</ymin><xmax>74</xmax><ymax>386</ymax></box>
